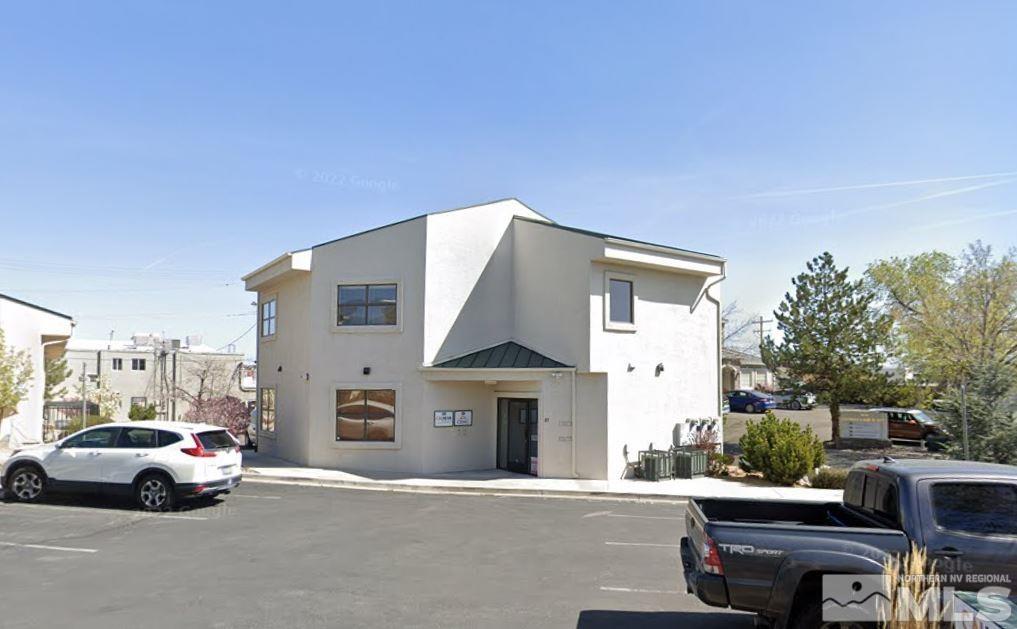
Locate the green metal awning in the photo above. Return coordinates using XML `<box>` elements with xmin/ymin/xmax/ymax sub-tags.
<box><xmin>433</xmin><ymin>342</ymin><xmax>571</xmax><ymax>369</ymax></box>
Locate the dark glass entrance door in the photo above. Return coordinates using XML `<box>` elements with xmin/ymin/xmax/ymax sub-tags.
<box><xmin>497</xmin><ymin>398</ymin><xmax>538</xmax><ymax>475</ymax></box>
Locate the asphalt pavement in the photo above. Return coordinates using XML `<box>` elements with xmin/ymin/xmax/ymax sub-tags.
<box><xmin>0</xmin><ymin>482</ymin><xmax>753</xmax><ymax>629</ymax></box>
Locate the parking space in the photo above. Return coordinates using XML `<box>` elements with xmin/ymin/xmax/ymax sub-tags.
<box><xmin>0</xmin><ymin>482</ymin><xmax>752</xmax><ymax>628</ymax></box>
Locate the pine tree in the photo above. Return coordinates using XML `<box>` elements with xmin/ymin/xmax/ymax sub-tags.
<box><xmin>762</xmin><ymin>252</ymin><xmax>891</xmax><ymax>446</ymax></box>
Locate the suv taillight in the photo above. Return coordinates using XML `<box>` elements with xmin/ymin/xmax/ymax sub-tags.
<box><xmin>181</xmin><ymin>434</ymin><xmax>217</xmax><ymax>458</ymax></box>
<box><xmin>702</xmin><ymin>537</ymin><xmax>724</xmax><ymax>575</ymax></box>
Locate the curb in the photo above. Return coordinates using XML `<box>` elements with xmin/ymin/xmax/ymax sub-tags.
<box><xmin>241</xmin><ymin>469</ymin><xmax>838</xmax><ymax>503</ymax></box>
<box><xmin>242</xmin><ymin>474</ymin><xmax>693</xmax><ymax>503</ymax></box>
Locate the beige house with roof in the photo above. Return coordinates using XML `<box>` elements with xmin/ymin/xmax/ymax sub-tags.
<box><xmin>243</xmin><ymin>199</ymin><xmax>725</xmax><ymax>479</ymax></box>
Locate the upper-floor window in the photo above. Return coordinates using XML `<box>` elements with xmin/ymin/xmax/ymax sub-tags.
<box><xmin>131</xmin><ymin>358</ymin><xmax>146</xmax><ymax>371</ymax></box>
<box><xmin>337</xmin><ymin>284</ymin><xmax>397</xmax><ymax>326</ymax></box>
<box><xmin>605</xmin><ymin>272</ymin><xmax>636</xmax><ymax>331</ymax></box>
<box><xmin>112</xmin><ymin>358</ymin><xmax>123</xmax><ymax>371</ymax></box>
<box><xmin>261</xmin><ymin>298</ymin><xmax>277</xmax><ymax>337</ymax></box>
<box><xmin>609</xmin><ymin>279</ymin><xmax>633</xmax><ymax>323</ymax></box>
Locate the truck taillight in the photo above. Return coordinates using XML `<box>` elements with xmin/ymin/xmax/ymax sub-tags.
<box><xmin>181</xmin><ymin>434</ymin><xmax>217</xmax><ymax>458</ymax></box>
<box><xmin>702</xmin><ymin>537</ymin><xmax>724</xmax><ymax>575</ymax></box>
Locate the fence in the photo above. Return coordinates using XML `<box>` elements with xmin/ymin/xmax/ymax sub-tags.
<box><xmin>43</xmin><ymin>401</ymin><xmax>99</xmax><ymax>430</ymax></box>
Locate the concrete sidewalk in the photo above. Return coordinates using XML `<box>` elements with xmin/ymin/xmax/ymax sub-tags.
<box><xmin>241</xmin><ymin>452</ymin><xmax>843</xmax><ymax>503</ymax></box>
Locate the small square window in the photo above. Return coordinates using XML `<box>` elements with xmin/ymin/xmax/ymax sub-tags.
<box><xmin>335</xmin><ymin>388</ymin><xmax>395</xmax><ymax>441</ymax></box>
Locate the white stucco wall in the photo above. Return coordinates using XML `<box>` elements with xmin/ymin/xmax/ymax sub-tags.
<box><xmin>589</xmin><ymin>263</ymin><xmax>721</xmax><ymax>478</ymax></box>
<box><xmin>256</xmin><ymin>272</ymin><xmax>313</xmax><ymax>463</ymax></box>
<box><xmin>424</xmin><ymin>199</ymin><xmax>548</xmax><ymax>365</ymax></box>
<box><xmin>0</xmin><ymin>297</ymin><xmax>72</xmax><ymax>445</ymax></box>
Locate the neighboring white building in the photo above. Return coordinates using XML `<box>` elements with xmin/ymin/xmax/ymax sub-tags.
<box><xmin>0</xmin><ymin>293</ymin><xmax>73</xmax><ymax>446</ymax></box>
<box><xmin>61</xmin><ymin>334</ymin><xmax>254</xmax><ymax>423</ymax></box>
<box><xmin>722</xmin><ymin>349</ymin><xmax>776</xmax><ymax>391</ymax></box>
<box><xmin>243</xmin><ymin>199</ymin><xmax>725</xmax><ymax>480</ymax></box>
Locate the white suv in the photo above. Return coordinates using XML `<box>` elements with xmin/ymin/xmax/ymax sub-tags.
<box><xmin>1</xmin><ymin>421</ymin><xmax>242</xmax><ymax>511</ymax></box>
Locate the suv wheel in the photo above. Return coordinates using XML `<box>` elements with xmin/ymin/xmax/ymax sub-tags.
<box><xmin>136</xmin><ymin>474</ymin><xmax>175</xmax><ymax>511</ymax></box>
<box><xmin>745</xmin><ymin>403</ymin><xmax>756</xmax><ymax>413</ymax></box>
<box><xmin>7</xmin><ymin>465</ymin><xmax>46</xmax><ymax>502</ymax></box>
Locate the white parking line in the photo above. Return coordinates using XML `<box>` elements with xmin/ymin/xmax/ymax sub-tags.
<box><xmin>0</xmin><ymin>541</ymin><xmax>98</xmax><ymax>554</ymax></box>
<box><xmin>607</xmin><ymin>514</ymin><xmax>683</xmax><ymax>521</ymax></box>
<box><xmin>600</xmin><ymin>586</ymin><xmax>681</xmax><ymax>594</ymax></box>
<box><xmin>0</xmin><ymin>503</ymin><xmax>208</xmax><ymax>521</ymax></box>
<box><xmin>604</xmin><ymin>541</ymin><xmax>679</xmax><ymax>548</ymax></box>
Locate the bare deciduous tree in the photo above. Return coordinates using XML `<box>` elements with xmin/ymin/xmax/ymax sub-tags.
<box><xmin>722</xmin><ymin>301</ymin><xmax>759</xmax><ymax>353</ymax></box>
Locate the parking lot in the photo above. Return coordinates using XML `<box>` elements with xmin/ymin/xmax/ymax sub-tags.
<box><xmin>0</xmin><ymin>481</ymin><xmax>752</xmax><ymax>629</ymax></box>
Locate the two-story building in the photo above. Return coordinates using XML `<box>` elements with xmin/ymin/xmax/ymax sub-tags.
<box><xmin>243</xmin><ymin>199</ymin><xmax>725</xmax><ymax>480</ymax></box>
<box><xmin>61</xmin><ymin>334</ymin><xmax>254</xmax><ymax>422</ymax></box>
<box><xmin>0</xmin><ymin>293</ymin><xmax>74</xmax><ymax>447</ymax></box>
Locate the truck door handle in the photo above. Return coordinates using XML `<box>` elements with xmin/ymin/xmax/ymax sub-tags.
<box><xmin>933</xmin><ymin>547</ymin><xmax>963</xmax><ymax>557</ymax></box>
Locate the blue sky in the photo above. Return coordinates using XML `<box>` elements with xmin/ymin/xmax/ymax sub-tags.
<box><xmin>2</xmin><ymin>1</ymin><xmax>1015</xmax><ymax>357</ymax></box>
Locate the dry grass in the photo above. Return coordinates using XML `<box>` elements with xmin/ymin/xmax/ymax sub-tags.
<box><xmin>881</xmin><ymin>544</ymin><xmax>945</xmax><ymax>628</ymax></box>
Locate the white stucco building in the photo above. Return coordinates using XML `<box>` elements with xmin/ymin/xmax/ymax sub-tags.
<box><xmin>243</xmin><ymin>199</ymin><xmax>725</xmax><ymax>480</ymax></box>
<box><xmin>0</xmin><ymin>293</ymin><xmax>73</xmax><ymax>446</ymax></box>
<box><xmin>60</xmin><ymin>334</ymin><xmax>254</xmax><ymax>423</ymax></box>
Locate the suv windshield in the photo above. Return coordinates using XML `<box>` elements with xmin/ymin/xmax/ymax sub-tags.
<box><xmin>196</xmin><ymin>430</ymin><xmax>236</xmax><ymax>450</ymax></box>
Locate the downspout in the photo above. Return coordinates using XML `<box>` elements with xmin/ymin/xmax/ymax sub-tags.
<box><xmin>700</xmin><ymin>264</ymin><xmax>727</xmax><ymax>420</ymax></box>
<box><xmin>570</xmin><ymin>368</ymin><xmax>578</xmax><ymax>478</ymax></box>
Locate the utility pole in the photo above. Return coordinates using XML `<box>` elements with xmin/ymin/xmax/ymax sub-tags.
<box><xmin>80</xmin><ymin>361</ymin><xmax>88</xmax><ymax>430</ymax></box>
<box><xmin>755</xmin><ymin>316</ymin><xmax>774</xmax><ymax>350</ymax></box>
<box><xmin>960</xmin><ymin>381</ymin><xmax>970</xmax><ymax>460</ymax></box>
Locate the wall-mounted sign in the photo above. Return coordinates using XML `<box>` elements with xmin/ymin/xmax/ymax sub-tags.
<box><xmin>454</xmin><ymin>410</ymin><xmax>473</xmax><ymax>426</ymax></box>
<box><xmin>433</xmin><ymin>411</ymin><xmax>454</xmax><ymax>427</ymax></box>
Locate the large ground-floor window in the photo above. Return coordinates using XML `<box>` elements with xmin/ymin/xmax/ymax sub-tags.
<box><xmin>336</xmin><ymin>389</ymin><xmax>395</xmax><ymax>442</ymax></box>
<box><xmin>260</xmin><ymin>387</ymin><xmax>276</xmax><ymax>433</ymax></box>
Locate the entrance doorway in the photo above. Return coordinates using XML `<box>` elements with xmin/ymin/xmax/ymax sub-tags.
<box><xmin>497</xmin><ymin>398</ymin><xmax>538</xmax><ymax>475</ymax></box>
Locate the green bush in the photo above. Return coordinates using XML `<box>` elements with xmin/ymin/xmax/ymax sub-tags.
<box><xmin>708</xmin><ymin>452</ymin><xmax>734</xmax><ymax>477</ymax></box>
<box><xmin>808</xmin><ymin>467</ymin><xmax>850</xmax><ymax>489</ymax></box>
<box><xmin>738</xmin><ymin>411</ymin><xmax>825</xmax><ymax>486</ymax></box>
<box><xmin>128</xmin><ymin>403</ymin><xmax>157</xmax><ymax>421</ymax></box>
<box><xmin>58</xmin><ymin>415</ymin><xmax>111</xmax><ymax>438</ymax></box>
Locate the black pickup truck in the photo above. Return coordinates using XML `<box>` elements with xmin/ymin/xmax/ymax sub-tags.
<box><xmin>681</xmin><ymin>459</ymin><xmax>1017</xmax><ymax>628</ymax></box>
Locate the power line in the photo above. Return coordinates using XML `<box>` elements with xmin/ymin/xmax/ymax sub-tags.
<box><xmin>218</xmin><ymin>322</ymin><xmax>257</xmax><ymax>352</ymax></box>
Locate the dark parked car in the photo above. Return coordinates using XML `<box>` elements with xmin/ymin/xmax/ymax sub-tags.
<box><xmin>725</xmin><ymin>389</ymin><xmax>776</xmax><ymax>413</ymax></box>
<box><xmin>681</xmin><ymin>458</ymin><xmax>1017</xmax><ymax>628</ymax></box>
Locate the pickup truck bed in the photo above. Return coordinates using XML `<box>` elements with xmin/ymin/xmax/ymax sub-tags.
<box><xmin>693</xmin><ymin>497</ymin><xmax>883</xmax><ymax>528</ymax></box>
<box><xmin>683</xmin><ymin>498</ymin><xmax>909</xmax><ymax>620</ymax></box>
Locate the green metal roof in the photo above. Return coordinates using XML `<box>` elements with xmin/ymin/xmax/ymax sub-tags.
<box><xmin>433</xmin><ymin>341</ymin><xmax>571</xmax><ymax>369</ymax></box>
